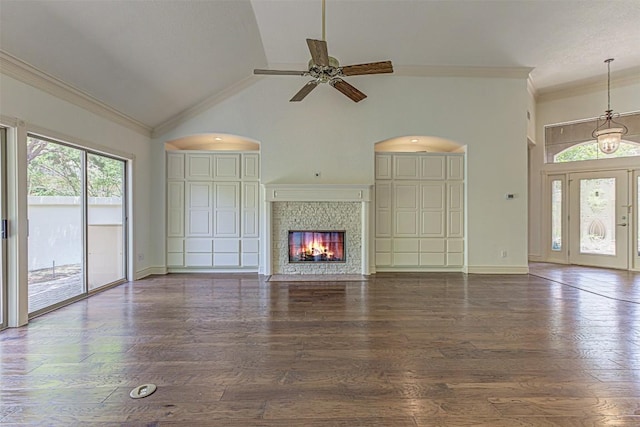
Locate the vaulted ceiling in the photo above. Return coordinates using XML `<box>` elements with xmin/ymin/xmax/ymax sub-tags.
<box><xmin>1</xmin><ymin>0</ymin><xmax>639</xmax><ymax>133</ymax></box>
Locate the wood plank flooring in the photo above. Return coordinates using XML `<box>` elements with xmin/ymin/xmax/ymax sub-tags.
<box><xmin>2</xmin><ymin>269</ymin><xmax>640</xmax><ymax>425</ymax></box>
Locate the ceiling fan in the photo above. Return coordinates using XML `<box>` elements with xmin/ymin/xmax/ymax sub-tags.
<box><xmin>253</xmin><ymin>0</ymin><xmax>393</xmax><ymax>103</ymax></box>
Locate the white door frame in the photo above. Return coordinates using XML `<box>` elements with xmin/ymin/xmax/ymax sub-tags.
<box><xmin>633</xmin><ymin>170</ymin><xmax>639</xmax><ymax>271</ymax></box>
<box><xmin>0</xmin><ymin>127</ymin><xmax>7</xmax><ymax>330</ymax></box>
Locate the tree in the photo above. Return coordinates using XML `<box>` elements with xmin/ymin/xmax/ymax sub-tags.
<box><xmin>27</xmin><ymin>138</ymin><xmax>82</xmax><ymax>196</ymax></box>
<box><xmin>27</xmin><ymin>137</ymin><xmax>123</xmax><ymax>197</ymax></box>
<box><xmin>87</xmin><ymin>154</ymin><xmax>123</xmax><ymax>197</ymax></box>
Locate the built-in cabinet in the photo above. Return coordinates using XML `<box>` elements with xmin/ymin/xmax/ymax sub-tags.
<box><xmin>375</xmin><ymin>153</ymin><xmax>465</xmax><ymax>270</ymax></box>
<box><xmin>166</xmin><ymin>151</ymin><xmax>259</xmax><ymax>270</ymax></box>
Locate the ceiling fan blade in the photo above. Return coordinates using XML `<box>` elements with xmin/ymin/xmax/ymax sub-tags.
<box><xmin>306</xmin><ymin>39</ymin><xmax>329</xmax><ymax>67</ymax></box>
<box><xmin>290</xmin><ymin>81</ymin><xmax>319</xmax><ymax>102</ymax></box>
<box><xmin>254</xmin><ymin>69</ymin><xmax>308</xmax><ymax>76</ymax></box>
<box><xmin>341</xmin><ymin>61</ymin><xmax>394</xmax><ymax>76</ymax></box>
<box><xmin>331</xmin><ymin>79</ymin><xmax>367</xmax><ymax>102</ymax></box>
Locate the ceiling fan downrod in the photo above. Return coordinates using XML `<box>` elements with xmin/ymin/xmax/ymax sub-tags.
<box><xmin>322</xmin><ymin>0</ymin><xmax>326</xmax><ymax>41</ymax></box>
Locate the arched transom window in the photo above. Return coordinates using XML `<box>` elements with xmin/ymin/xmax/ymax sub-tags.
<box><xmin>545</xmin><ymin>112</ymin><xmax>640</xmax><ymax>163</ymax></box>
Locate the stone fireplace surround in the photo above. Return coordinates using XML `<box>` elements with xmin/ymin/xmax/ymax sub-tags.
<box><xmin>262</xmin><ymin>184</ymin><xmax>372</xmax><ymax>276</ymax></box>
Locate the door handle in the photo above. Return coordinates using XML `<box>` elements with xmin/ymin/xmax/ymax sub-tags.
<box><xmin>617</xmin><ymin>223</ymin><xmax>627</xmax><ymax>227</ymax></box>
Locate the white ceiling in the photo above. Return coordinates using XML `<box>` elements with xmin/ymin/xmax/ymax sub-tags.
<box><xmin>1</xmin><ymin>0</ymin><xmax>639</xmax><ymax>132</ymax></box>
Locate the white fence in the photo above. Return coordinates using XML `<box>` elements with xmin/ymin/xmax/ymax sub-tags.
<box><xmin>28</xmin><ymin>196</ymin><xmax>123</xmax><ymax>273</ymax></box>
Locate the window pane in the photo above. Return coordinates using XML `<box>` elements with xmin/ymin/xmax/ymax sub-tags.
<box><xmin>87</xmin><ymin>153</ymin><xmax>125</xmax><ymax>290</ymax></box>
<box><xmin>551</xmin><ymin>180</ymin><xmax>562</xmax><ymax>251</ymax></box>
<box><xmin>579</xmin><ymin>178</ymin><xmax>616</xmax><ymax>256</ymax></box>
<box><xmin>554</xmin><ymin>141</ymin><xmax>640</xmax><ymax>163</ymax></box>
<box><xmin>27</xmin><ymin>137</ymin><xmax>84</xmax><ymax>313</ymax></box>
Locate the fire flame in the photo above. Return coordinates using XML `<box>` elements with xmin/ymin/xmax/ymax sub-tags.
<box><xmin>304</xmin><ymin>240</ymin><xmax>334</xmax><ymax>259</ymax></box>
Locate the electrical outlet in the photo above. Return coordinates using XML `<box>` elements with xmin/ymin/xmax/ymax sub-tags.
<box><xmin>314</xmin><ymin>171</ymin><xmax>321</xmax><ymax>178</ymax></box>
<box><xmin>501</xmin><ymin>250</ymin><xmax>507</xmax><ymax>258</ymax></box>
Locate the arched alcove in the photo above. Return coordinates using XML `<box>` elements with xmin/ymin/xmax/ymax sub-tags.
<box><xmin>373</xmin><ymin>135</ymin><xmax>467</xmax><ymax>272</ymax></box>
<box><xmin>374</xmin><ymin>135</ymin><xmax>465</xmax><ymax>153</ymax></box>
<box><xmin>165</xmin><ymin>133</ymin><xmax>260</xmax><ymax>151</ymax></box>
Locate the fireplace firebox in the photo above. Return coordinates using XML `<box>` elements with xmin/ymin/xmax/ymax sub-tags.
<box><xmin>288</xmin><ymin>231</ymin><xmax>346</xmax><ymax>263</ymax></box>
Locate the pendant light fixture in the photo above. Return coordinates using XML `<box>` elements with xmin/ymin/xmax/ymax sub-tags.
<box><xmin>592</xmin><ymin>58</ymin><xmax>628</xmax><ymax>154</ymax></box>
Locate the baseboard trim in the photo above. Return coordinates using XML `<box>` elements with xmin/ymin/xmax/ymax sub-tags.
<box><xmin>167</xmin><ymin>268</ymin><xmax>259</xmax><ymax>274</ymax></box>
<box><xmin>135</xmin><ymin>266</ymin><xmax>168</xmax><ymax>280</ymax></box>
<box><xmin>528</xmin><ymin>254</ymin><xmax>543</xmax><ymax>262</ymax></box>
<box><xmin>374</xmin><ymin>267</ymin><xmax>465</xmax><ymax>273</ymax></box>
<box><xmin>467</xmin><ymin>266</ymin><xmax>530</xmax><ymax>274</ymax></box>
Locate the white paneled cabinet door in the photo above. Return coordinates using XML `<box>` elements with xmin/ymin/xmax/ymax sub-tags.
<box><xmin>447</xmin><ymin>182</ymin><xmax>464</xmax><ymax>238</ymax></box>
<box><xmin>394</xmin><ymin>183</ymin><xmax>419</xmax><ymax>237</ymax></box>
<box><xmin>167</xmin><ymin>181</ymin><xmax>184</xmax><ymax>237</ymax></box>
<box><xmin>242</xmin><ymin>239</ymin><xmax>259</xmax><ymax>267</ymax></box>
<box><xmin>375</xmin><ymin>155</ymin><xmax>392</xmax><ymax>180</ymax></box>
<box><xmin>393</xmin><ymin>155</ymin><xmax>420</xmax><ymax>180</ymax></box>
<box><xmin>447</xmin><ymin>155</ymin><xmax>464</xmax><ymax>180</ymax></box>
<box><xmin>421</xmin><ymin>156</ymin><xmax>445</xmax><ymax>180</ymax></box>
<box><xmin>187</xmin><ymin>182</ymin><xmax>213</xmax><ymax>236</ymax></box>
<box><xmin>243</xmin><ymin>153</ymin><xmax>260</xmax><ymax>180</ymax></box>
<box><xmin>420</xmin><ymin>182</ymin><xmax>445</xmax><ymax>237</ymax></box>
<box><xmin>214</xmin><ymin>182</ymin><xmax>240</xmax><ymax>238</ymax></box>
<box><xmin>167</xmin><ymin>153</ymin><xmax>185</xmax><ymax>179</ymax></box>
<box><xmin>186</xmin><ymin>154</ymin><xmax>213</xmax><ymax>180</ymax></box>
<box><xmin>242</xmin><ymin>182</ymin><xmax>259</xmax><ymax>238</ymax></box>
<box><xmin>375</xmin><ymin>182</ymin><xmax>392</xmax><ymax>237</ymax></box>
<box><xmin>214</xmin><ymin>154</ymin><xmax>240</xmax><ymax>180</ymax></box>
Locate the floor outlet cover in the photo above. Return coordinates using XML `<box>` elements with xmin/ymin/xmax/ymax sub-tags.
<box><xmin>130</xmin><ymin>384</ymin><xmax>157</xmax><ymax>399</ymax></box>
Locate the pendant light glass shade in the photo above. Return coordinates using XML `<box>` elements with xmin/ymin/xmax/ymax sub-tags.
<box><xmin>592</xmin><ymin>58</ymin><xmax>628</xmax><ymax>154</ymax></box>
<box><xmin>595</xmin><ymin>125</ymin><xmax>624</xmax><ymax>154</ymax></box>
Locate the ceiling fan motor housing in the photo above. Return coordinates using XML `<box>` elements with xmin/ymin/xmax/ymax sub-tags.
<box><xmin>308</xmin><ymin>57</ymin><xmax>341</xmax><ymax>82</ymax></box>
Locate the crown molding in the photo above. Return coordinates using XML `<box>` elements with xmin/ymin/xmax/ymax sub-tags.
<box><xmin>152</xmin><ymin>75</ymin><xmax>262</xmax><ymax>138</ymax></box>
<box><xmin>0</xmin><ymin>50</ymin><xmax>151</xmax><ymax>137</ymax></box>
<box><xmin>393</xmin><ymin>65</ymin><xmax>533</xmax><ymax>79</ymax></box>
<box><xmin>536</xmin><ymin>66</ymin><xmax>640</xmax><ymax>103</ymax></box>
<box><xmin>0</xmin><ymin>114</ymin><xmax>18</xmax><ymax>128</ymax></box>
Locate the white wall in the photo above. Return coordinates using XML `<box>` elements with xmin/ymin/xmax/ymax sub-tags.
<box><xmin>0</xmin><ymin>74</ymin><xmax>152</xmax><ymax>276</ymax></box>
<box><xmin>530</xmin><ymin>79</ymin><xmax>640</xmax><ymax>259</ymax></box>
<box><xmin>153</xmin><ymin>75</ymin><xmax>530</xmax><ymax>272</ymax></box>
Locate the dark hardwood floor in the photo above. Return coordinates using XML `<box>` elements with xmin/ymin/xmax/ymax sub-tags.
<box><xmin>2</xmin><ymin>267</ymin><xmax>640</xmax><ymax>425</ymax></box>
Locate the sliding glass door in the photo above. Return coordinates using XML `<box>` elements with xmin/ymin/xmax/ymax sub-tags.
<box><xmin>87</xmin><ymin>153</ymin><xmax>126</xmax><ymax>290</ymax></box>
<box><xmin>27</xmin><ymin>137</ymin><xmax>84</xmax><ymax>313</ymax></box>
<box><xmin>27</xmin><ymin>135</ymin><xmax>127</xmax><ymax>315</ymax></box>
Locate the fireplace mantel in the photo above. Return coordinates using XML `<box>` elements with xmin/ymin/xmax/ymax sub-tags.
<box><xmin>264</xmin><ymin>184</ymin><xmax>372</xmax><ymax>202</ymax></box>
<box><xmin>262</xmin><ymin>184</ymin><xmax>372</xmax><ymax>276</ymax></box>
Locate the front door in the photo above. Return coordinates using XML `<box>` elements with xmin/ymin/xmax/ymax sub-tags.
<box><xmin>569</xmin><ymin>170</ymin><xmax>630</xmax><ymax>269</ymax></box>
